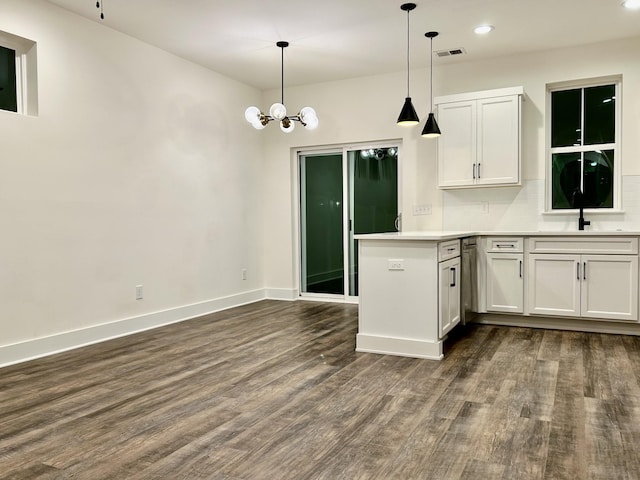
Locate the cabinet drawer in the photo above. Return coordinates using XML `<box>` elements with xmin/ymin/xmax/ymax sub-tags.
<box><xmin>439</xmin><ymin>240</ymin><xmax>461</xmax><ymax>262</ymax></box>
<box><xmin>486</xmin><ymin>237</ymin><xmax>523</xmax><ymax>253</ymax></box>
<box><xmin>528</xmin><ymin>237</ymin><xmax>638</xmax><ymax>255</ymax></box>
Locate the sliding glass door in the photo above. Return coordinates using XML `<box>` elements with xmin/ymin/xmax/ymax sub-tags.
<box><xmin>299</xmin><ymin>144</ymin><xmax>399</xmax><ymax>300</ymax></box>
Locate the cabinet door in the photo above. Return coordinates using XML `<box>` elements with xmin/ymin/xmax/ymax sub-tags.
<box><xmin>581</xmin><ymin>255</ymin><xmax>638</xmax><ymax>321</ymax></box>
<box><xmin>439</xmin><ymin>257</ymin><xmax>461</xmax><ymax>337</ymax></box>
<box><xmin>476</xmin><ymin>95</ymin><xmax>520</xmax><ymax>186</ymax></box>
<box><xmin>528</xmin><ymin>254</ymin><xmax>581</xmax><ymax>317</ymax></box>
<box><xmin>437</xmin><ymin>101</ymin><xmax>476</xmax><ymax>188</ymax></box>
<box><xmin>486</xmin><ymin>253</ymin><xmax>524</xmax><ymax>313</ymax></box>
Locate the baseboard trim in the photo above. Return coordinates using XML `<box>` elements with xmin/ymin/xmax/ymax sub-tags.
<box><xmin>474</xmin><ymin>313</ymin><xmax>640</xmax><ymax>336</ymax></box>
<box><xmin>265</xmin><ymin>288</ymin><xmax>299</xmax><ymax>301</ymax></box>
<box><xmin>0</xmin><ymin>289</ymin><xmax>267</xmax><ymax>368</ymax></box>
<box><xmin>356</xmin><ymin>333</ymin><xmax>444</xmax><ymax>360</ymax></box>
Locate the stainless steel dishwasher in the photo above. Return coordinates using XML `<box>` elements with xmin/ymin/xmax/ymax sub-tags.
<box><xmin>461</xmin><ymin>237</ymin><xmax>478</xmax><ymax>324</ymax></box>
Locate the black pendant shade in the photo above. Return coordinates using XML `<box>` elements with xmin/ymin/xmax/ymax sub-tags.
<box><xmin>422</xmin><ymin>31</ymin><xmax>441</xmax><ymax>138</ymax></box>
<box><xmin>422</xmin><ymin>112</ymin><xmax>441</xmax><ymax>138</ymax></box>
<box><xmin>397</xmin><ymin>97</ymin><xmax>420</xmax><ymax>126</ymax></box>
<box><xmin>397</xmin><ymin>3</ymin><xmax>420</xmax><ymax>127</ymax></box>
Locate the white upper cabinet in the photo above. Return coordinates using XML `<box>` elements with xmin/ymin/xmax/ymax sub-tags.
<box><xmin>435</xmin><ymin>87</ymin><xmax>523</xmax><ymax>189</ymax></box>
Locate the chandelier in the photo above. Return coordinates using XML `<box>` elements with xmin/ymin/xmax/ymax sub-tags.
<box><xmin>245</xmin><ymin>41</ymin><xmax>319</xmax><ymax>133</ymax></box>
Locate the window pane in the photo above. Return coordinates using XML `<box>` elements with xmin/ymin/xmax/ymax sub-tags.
<box><xmin>300</xmin><ymin>154</ymin><xmax>344</xmax><ymax>295</ymax></box>
<box><xmin>551</xmin><ymin>89</ymin><xmax>581</xmax><ymax>147</ymax></box>
<box><xmin>551</xmin><ymin>152</ymin><xmax>581</xmax><ymax>209</ymax></box>
<box><xmin>584</xmin><ymin>85</ymin><xmax>615</xmax><ymax>145</ymax></box>
<box><xmin>0</xmin><ymin>45</ymin><xmax>17</xmax><ymax>112</ymax></box>
<box><xmin>583</xmin><ymin>150</ymin><xmax>613</xmax><ymax>208</ymax></box>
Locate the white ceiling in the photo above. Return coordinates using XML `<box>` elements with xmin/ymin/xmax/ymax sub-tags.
<box><xmin>46</xmin><ymin>0</ymin><xmax>640</xmax><ymax>91</ymax></box>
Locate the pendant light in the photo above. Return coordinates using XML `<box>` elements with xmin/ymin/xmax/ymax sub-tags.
<box><xmin>245</xmin><ymin>41</ymin><xmax>319</xmax><ymax>133</ymax></box>
<box><xmin>397</xmin><ymin>3</ymin><xmax>420</xmax><ymax>126</ymax></box>
<box><xmin>422</xmin><ymin>31</ymin><xmax>441</xmax><ymax>138</ymax></box>
<box><xmin>95</xmin><ymin>1</ymin><xmax>105</xmax><ymax>20</ymax></box>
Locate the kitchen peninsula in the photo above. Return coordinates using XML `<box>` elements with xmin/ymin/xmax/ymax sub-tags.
<box><xmin>355</xmin><ymin>231</ymin><xmax>640</xmax><ymax>360</ymax></box>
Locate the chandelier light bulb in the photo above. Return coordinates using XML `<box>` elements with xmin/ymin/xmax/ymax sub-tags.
<box><xmin>304</xmin><ymin>116</ymin><xmax>319</xmax><ymax>130</ymax></box>
<box><xmin>244</xmin><ymin>106</ymin><xmax>261</xmax><ymax>124</ymax></box>
<box><xmin>270</xmin><ymin>103</ymin><xmax>287</xmax><ymax>120</ymax></box>
<box><xmin>280</xmin><ymin>118</ymin><xmax>295</xmax><ymax>133</ymax></box>
<box><xmin>623</xmin><ymin>0</ymin><xmax>640</xmax><ymax>9</ymax></box>
<box><xmin>300</xmin><ymin>107</ymin><xmax>316</xmax><ymax>120</ymax></box>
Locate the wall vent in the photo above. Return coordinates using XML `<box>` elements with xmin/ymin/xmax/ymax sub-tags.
<box><xmin>435</xmin><ymin>48</ymin><xmax>467</xmax><ymax>57</ymax></box>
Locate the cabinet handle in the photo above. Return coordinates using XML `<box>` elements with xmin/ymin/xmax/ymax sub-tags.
<box><xmin>447</xmin><ymin>247</ymin><xmax>456</xmax><ymax>252</ymax></box>
<box><xmin>583</xmin><ymin>262</ymin><xmax>586</xmax><ymax>280</ymax></box>
<box><xmin>472</xmin><ymin>164</ymin><xmax>476</xmax><ymax>179</ymax></box>
<box><xmin>519</xmin><ymin>260</ymin><xmax>523</xmax><ymax>278</ymax></box>
<box><xmin>576</xmin><ymin>262</ymin><xmax>580</xmax><ymax>280</ymax></box>
<box><xmin>450</xmin><ymin>267</ymin><xmax>456</xmax><ymax>287</ymax></box>
<box><xmin>496</xmin><ymin>244</ymin><xmax>515</xmax><ymax>249</ymax></box>
<box><xmin>477</xmin><ymin>163</ymin><xmax>481</xmax><ymax>179</ymax></box>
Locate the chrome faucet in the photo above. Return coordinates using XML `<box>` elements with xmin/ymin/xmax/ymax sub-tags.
<box><xmin>572</xmin><ymin>188</ymin><xmax>590</xmax><ymax>231</ymax></box>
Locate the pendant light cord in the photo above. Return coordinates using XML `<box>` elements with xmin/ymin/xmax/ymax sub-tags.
<box><xmin>406</xmin><ymin>10</ymin><xmax>411</xmax><ymax>96</ymax></box>
<box><xmin>280</xmin><ymin>45</ymin><xmax>285</xmax><ymax>105</ymax></box>
<box><xmin>429</xmin><ymin>36</ymin><xmax>433</xmax><ymax>112</ymax></box>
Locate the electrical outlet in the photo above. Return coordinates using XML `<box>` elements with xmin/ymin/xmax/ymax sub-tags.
<box><xmin>135</xmin><ymin>285</ymin><xmax>143</xmax><ymax>300</ymax></box>
<box><xmin>241</xmin><ymin>269</ymin><xmax>247</xmax><ymax>280</ymax></box>
<box><xmin>413</xmin><ymin>204</ymin><xmax>432</xmax><ymax>216</ymax></box>
<box><xmin>388</xmin><ymin>259</ymin><xmax>405</xmax><ymax>271</ymax></box>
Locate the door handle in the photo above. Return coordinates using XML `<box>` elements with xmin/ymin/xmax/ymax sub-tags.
<box><xmin>519</xmin><ymin>260</ymin><xmax>523</xmax><ymax>278</ymax></box>
<box><xmin>576</xmin><ymin>262</ymin><xmax>580</xmax><ymax>280</ymax></box>
<box><xmin>450</xmin><ymin>267</ymin><xmax>456</xmax><ymax>287</ymax></box>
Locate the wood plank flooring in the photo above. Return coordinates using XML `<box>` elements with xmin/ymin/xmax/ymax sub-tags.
<box><xmin>3</xmin><ymin>300</ymin><xmax>640</xmax><ymax>479</ymax></box>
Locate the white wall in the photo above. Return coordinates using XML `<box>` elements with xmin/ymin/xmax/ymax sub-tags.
<box><xmin>0</xmin><ymin>0</ymin><xmax>265</xmax><ymax>364</ymax></box>
<box><xmin>2</xmin><ymin>1</ymin><xmax>639</xmax><ymax>365</ymax></box>
<box><xmin>261</xmin><ymin>36</ymin><xmax>640</xmax><ymax>293</ymax></box>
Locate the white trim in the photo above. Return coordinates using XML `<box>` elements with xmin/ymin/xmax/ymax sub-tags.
<box><xmin>435</xmin><ymin>86</ymin><xmax>524</xmax><ymax>105</ymax></box>
<box><xmin>299</xmin><ymin>295</ymin><xmax>358</xmax><ymax>305</ymax></box>
<box><xmin>0</xmin><ymin>30</ymin><xmax>36</xmax><ymax>115</ymax></box>
<box><xmin>474</xmin><ymin>313</ymin><xmax>640</xmax><ymax>336</ymax></box>
<box><xmin>356</xmin><ymin>333</ymin><xmax>444</xmax><ymax>360</ymax></box>
<box><xmin>545</xmin><ymin>76</ymin><xmax>622</xmax><ymax>212</ymax></box>
<box><xmin>0</xmin><ymin>289</ymin><xmax>266</xmax><ymax>368</ymax></box>
<box><xmin>265</xmin><ymin>288</ymin><xmax>299</xmax><ymax>301</ymax></box>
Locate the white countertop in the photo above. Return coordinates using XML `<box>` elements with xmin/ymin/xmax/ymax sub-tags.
<box><xmin>354</xmin><ymin>230</ymin><xmax>640</xmax><ymax>241</ymax></box>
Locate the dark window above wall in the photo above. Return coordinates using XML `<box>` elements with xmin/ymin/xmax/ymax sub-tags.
<box><xmin>0</xmin><ymin>45</ymin><xmax>18</xmax><ymax>112</ymax></box>
<box><xmin>0</xmin><ymin>30</ymin><xmax>38</xmax><ymax>116</ymax></box>
<box><xmin>548</xmin><ymin>80</ymin><xmax>619</xmax><ymax>211</ymax></box>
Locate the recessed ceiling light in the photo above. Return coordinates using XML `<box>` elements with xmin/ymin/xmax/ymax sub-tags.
<box><xmin>622</xmin><ymin>0</ymin><xmax>640</xmax><ymax>9</ymax></box>
<box><xmin>473</xmin><ymin>25</ymin><xmax>494</xmax><ymax>35</ymax></box>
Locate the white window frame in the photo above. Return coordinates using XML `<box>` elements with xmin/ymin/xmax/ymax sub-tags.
<box><xmin>0</xmin><ymin>30</ymin><xmax>37</xmax><ymax>116</ymax></box>
<box><xmin>545</xmin><ymin>75</ymin><xmax>622</xmax><ymax>213</ymax></box>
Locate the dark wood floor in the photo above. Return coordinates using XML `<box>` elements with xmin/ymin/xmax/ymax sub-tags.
<box><xmin>2</xmin><ymin>300</ymin><xmax>640</xmax><ymax>479</ymax></box>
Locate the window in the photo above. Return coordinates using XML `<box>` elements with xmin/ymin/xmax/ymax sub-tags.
<box><xmin>0</xmin><ymin>30</ymin><xmax>38</xmax><ymax>116</ymax></box>
<box><xmin>548</xmin><ymin>78</ymin><xmax>620</xmax><ymax>210</ymax></box>
<box><xmin>0</xmin><ymin>45</ymin><xmax>18</xmax><ymax>112</ymax></box>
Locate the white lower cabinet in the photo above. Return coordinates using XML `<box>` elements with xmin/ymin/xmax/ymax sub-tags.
<box><xmin>528</xmin><ymin>254</ymin><xmax>638</xmax><ymax>321</ymax></box>
<box><xmin>486</xmin><ymin>253</ymin><xmax>524</xmax><ymax>313</ymax></box>
<box><xmin>439</xmin><ymin>256</ymin><xmax>461</xmax><ymax>337</ymax></box>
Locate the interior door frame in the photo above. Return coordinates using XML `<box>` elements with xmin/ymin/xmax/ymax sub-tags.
<box><xmin>294</xmin><ymin>140</ymin><xmax>403</xmax><ymax>303</ymax></box>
